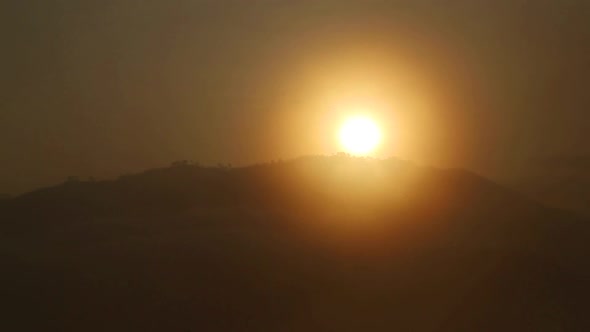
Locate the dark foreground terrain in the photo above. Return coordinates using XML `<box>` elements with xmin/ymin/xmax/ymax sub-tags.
<box><xmin>1</xmin><ymin>156</ymin><xmax>589</xmax><ymax>331</ymax></box>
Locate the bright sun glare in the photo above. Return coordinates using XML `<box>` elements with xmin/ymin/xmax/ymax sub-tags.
<box><xmin>339</xmin><ymin>116</ymin><xmax>381</xmax><ymax>155</ymax></box>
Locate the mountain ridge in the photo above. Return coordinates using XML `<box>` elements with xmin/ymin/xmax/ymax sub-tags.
<box><xmin>1</xmin><ymin>155</ymin><xmax>589</xmax><ymax>331</ymax></box>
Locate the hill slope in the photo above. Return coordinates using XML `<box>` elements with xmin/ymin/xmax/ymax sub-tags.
<box><xmin>1</xmin><ymin>156</ymin><xmax>589</xmax><ymax>331</ymax></box>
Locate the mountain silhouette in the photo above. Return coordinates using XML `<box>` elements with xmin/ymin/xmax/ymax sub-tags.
<box><xmin>508</xmin><ymin>155</ymin><xmax>590</xmax><ymax>217</ymax></box>
<box><xmin>1</xmin><ymin>155</ymin><xmax>589</xmax><ymax>331</ymax></box>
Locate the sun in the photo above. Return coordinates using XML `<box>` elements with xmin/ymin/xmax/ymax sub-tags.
<box><xmin>339</xmin><ymin>116</ymin><xmax>381</xmax><ymax>155</ymax></box>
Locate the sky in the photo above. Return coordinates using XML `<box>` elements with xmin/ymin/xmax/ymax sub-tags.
<box><xmin>1</xmin><ymin>0</ymin><xmax>589</xmax><ymax>194</ymax></box>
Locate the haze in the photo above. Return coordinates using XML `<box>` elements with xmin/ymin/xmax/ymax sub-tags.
<box><xmin>1</xmin><ymin>0</ymin><xmax>589</xmax><ymax>194</ymax></box>
<box><xmin>2</xmin><ymin>2</ymin><xmax>590</xmax><ymax>331</ymax></box>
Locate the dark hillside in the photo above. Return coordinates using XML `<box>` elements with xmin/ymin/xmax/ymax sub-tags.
<box><xmin>1</xmin><ymin>156</ymin><xmax>589</xmax><ymax>331</ymax></box>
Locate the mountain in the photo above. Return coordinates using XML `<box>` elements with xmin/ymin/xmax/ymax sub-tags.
<box><xmin>1</xmin><ymin>155</ymin><xmax>589</xmax><ymax>331</ymax></box>
<box><xmin>506</xmin><ymin>155</ymin><xmax>590</xmax><ymax>217</ymax></box>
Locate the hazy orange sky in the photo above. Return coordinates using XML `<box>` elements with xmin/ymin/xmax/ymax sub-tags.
<box><xmin>1</xmin><ymin>0</ymin><xmax>589</xmax><ymax>194</ymax></box>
